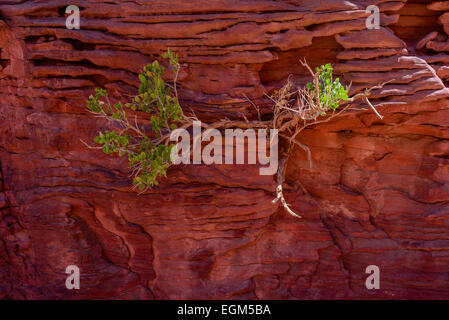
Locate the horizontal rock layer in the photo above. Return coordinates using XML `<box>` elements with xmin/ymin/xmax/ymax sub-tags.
<box><xmin>0</xmin><ymin>0</ymin><xmax>448</xmax><ymax>299</ymax></box>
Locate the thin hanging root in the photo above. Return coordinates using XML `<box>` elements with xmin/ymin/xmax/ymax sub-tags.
<box><xmin>273</xmin><ymin>157</ymin><xmax>302</xmax><ymax>218</ymax></box>
<box><xmin>364</xmin><ymin>97</ymin><xmax>384</xmax><ymax>120</ymax></box>
<box><xmin>291</xmin><ymin>138</ymin><xmax>313</xmax><ymax>169</ymax></box>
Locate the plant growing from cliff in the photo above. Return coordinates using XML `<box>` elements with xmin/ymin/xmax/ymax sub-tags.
<box><xmin>84</xmin><ymin>50</ymin><xmax>385</xmax><ymax>216</ymax></box>
<box><xmin>306</xmin><ymin>64</ymin><xmax>348</xmax><ymax>112</ymax></box>
<box><xmin>85</xmin><ymin>49</ymin><xmax>190</xmax><ymax>190</ymax></box>
<box><xmin>263</xmin><ymin>59</ymin><xmax>383</xmax><ymax>217</ymax></box>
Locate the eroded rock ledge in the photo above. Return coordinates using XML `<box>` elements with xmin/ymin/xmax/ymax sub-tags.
<box><xmin>0</xmin><ymin>0</ymin><xmax>448</xmax><ymax>299</ymax></box>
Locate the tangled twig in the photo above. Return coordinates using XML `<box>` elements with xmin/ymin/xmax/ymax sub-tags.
<box><xmin>261</xmin><ymin>59</ymin><xmax>387</xmax><ymax>218</ymax></box>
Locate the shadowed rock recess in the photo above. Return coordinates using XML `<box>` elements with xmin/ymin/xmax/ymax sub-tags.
<box><xmin>0</xmin><ymin>0</ymin><xmax>448</xmax><ymax>300</ymax></box>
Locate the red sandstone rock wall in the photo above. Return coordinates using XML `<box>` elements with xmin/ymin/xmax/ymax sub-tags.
<box><xmin>0</xmin><ymin>0</ymin><xmax>448</xmax><ymax>299</ymax></box>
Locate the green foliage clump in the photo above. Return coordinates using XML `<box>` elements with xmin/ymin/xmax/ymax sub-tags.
<box><xmin>306</xmin><ymin>63</ymin><xmax>348</xmax><ymax>114</ymax></box>
<box><xmin>86</xmin><ymin>49</ymin><xmax>183</xmax><ymax>191</ymax></box>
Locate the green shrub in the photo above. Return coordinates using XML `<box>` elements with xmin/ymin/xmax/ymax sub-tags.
<box><xmin>306</xmin><ymin>63</ymin><xmax>348</xmax><ymax>114</ymax></box>
<box><xmin>86</xmin><ymin>49</ymin><xmax>183</xmax><ymax>191</ymax></box>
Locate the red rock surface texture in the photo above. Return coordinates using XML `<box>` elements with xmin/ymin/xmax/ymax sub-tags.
<box><xmin>0</xmin><ymin>0</ymin><xmax>449</xmax><ymax>299</ymax></box>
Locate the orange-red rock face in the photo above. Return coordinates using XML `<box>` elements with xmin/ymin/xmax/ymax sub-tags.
<box><xmin>0</xmin><ymin>0</ymin><xmax>449</xmax><ymax>299</ymax></box>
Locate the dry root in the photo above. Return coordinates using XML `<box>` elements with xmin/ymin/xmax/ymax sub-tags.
<box><xmin>263</xmin><ymin>59</ymin><xmax>388</xmax><ymax>218</ymax></box>
<box><xmin>272</xmin><ymin>156</ymin><xmax>302</xmax><ymax>218</ymax></box>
